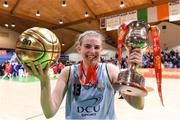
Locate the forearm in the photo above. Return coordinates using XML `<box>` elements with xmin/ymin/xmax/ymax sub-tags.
<box><xmin>39</xmin><ymin>66</ymin><xmax>69</xmax><ymax>118</ymax></box>
<box><xmin>40</xmin><ymin>79</ymin><xmax>56</xmax><ymax>118</ymax></box>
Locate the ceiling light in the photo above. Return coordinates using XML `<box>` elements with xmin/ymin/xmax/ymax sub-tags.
<box><xmin>59</xmin><ymin>20</ymin><xmax>63</xmax><ymax>24</ymax></box>
<box><xmin>36</xmin><ymin>10</ymin><xmax>40</xmax><ymax>16</ymax></box>
<box><xmin>3</xmin><ymin>0</ymin><xmax>8</xmax><ymax>8</ymax></box>
<box><xmin>120</xmin><ymin>1</ymin><xmax>125</xmax><ymax>8</ymax></box>
<box><xmin>11</xmin><ymin>23</ymin><xmax>15</xmax><ymax>27</ymax></box>
<box><xmin>62</xmin><ymin>43</ymin><xmax>65</xmax><ymax>46</ymax></box>
<box><xmin>4</xmin><ymin>24</ymin><xmax>8</xmax><ymax>27</ymax></box>
<box><xmin>61</xmin><ymin>0</ymin><xmax>67</xmax><ymax>7</ymax></box>
<box><xmin>84</xmin><ymin>11</ymin><xmax>89</xmax><ymax>17</ymax></box>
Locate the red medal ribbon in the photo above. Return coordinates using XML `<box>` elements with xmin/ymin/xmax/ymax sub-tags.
<box><xmin>79</xmin><ymin>61</ymin><xmax>98</xmax><ymax>86</ymax></box>
<box><xmin>117</xmin><ymin>23</ymin><xmax>127</xmax><ymax>65</ymax></box>
<box><xmin>151</xmin><ymin>26</ymin><xmax>164</xmax><ymax>106</ymax></box>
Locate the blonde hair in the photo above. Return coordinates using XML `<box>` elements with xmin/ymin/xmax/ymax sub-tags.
<box><xmin>74</xmin><ymin>30</ymin><xmax>104</xmax><ymax>50</ymax></box>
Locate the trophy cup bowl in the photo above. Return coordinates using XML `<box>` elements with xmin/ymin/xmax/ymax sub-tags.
<box><xmin>118</xmin><ymin>21</ymin><xmax>150</xmax><ymax>109</ymax></box>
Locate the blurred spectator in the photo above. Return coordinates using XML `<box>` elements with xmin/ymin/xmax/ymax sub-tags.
<box><xmin>52</xmin><ymin>64</ymin><xmax>58</xmax><ymax>78</ymax></box>
<box><xmin>0</xmin><ymin>63</ymin><xmax>5</xmax><ymax>76</ymax></box>
<box><xmin>58</xmin><ymin>62</ymin><xmax>65</xmax><ymax>74</ymax></box>
<box><xmin>1</xmin><ymin>61</ymin><xmax>12</xmax><ymax>80</ymax></box>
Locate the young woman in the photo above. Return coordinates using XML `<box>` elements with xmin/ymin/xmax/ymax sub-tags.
<box><xmin>28</xmin><ymin>31</ymin><xmax>142</xmax><ymax>119</ymax></box>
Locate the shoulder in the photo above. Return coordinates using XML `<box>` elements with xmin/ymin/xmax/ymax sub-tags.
<box><xmin>59</xmin><ymin>64</ymin><xmax>78</xmax><ymax>81</ymax></box>
<box><xmin>58</xmin><ymin>66</ymin><xmax>71</xmax><ymax>84</ymax></box>
<box><xmin>106</xmin><ymin>63</ymin><xmax>119</xmax><ymax>72</ymax></box>
<box><xmin>61</xmin><ymin>66</ymin><xmax>70</xmax><ymax>75</ymax></box>
<box><xmin>106</xmin><ymin>63</ymin><xmax>119</xmax><ymax>83</ymax></box>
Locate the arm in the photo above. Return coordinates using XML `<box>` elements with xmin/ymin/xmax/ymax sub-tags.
<box><xmin>40</xmin><ymin>66</ymin><xmax>70</xmax><ymax>118</ymax></box>
<box><xmin>27</xmin><ymin>62</ymin><xmax>70</xmax><ymax>118</ymax></box>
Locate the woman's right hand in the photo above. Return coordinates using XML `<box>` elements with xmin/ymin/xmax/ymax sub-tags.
<box><xmin>23</xmin><ymin>61</ymin><xmax>50</xmax><ymax>83</ymax></box>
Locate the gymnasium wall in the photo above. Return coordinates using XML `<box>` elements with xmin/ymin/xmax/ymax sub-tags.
<box><xmin>0</xmin><ymin>26</ymin><xmax>19</xmax><ymax>49</ymax></box>
<box><xmin>66</xmin><ymin>22</ymin><xmax>180</xmax><ymax>62</ymax></box>
<box><xmin>0</xmin><ymin>21</ymin><xmax>180</xmax><ymax>52</ymax></box>
<box><xmin>157</xmin><ymin>21</ymin><xmax>180</xmax><ymax>49</ymax></box>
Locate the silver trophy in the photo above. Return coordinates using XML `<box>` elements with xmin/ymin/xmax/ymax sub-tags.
<box><xmin>118</xmin><ymin>21</ymin><xmax>150</xmax><ymax>109</ymax></box>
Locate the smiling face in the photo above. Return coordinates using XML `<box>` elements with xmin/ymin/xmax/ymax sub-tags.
<box><xmin>76</xmin><ymin>31</ymin><xmax>103</xmax><ymax>66</ymax></box>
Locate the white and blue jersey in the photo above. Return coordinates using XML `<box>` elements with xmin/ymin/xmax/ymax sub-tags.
<box><xmin>65</xmin><ymin>63</ymin><xmax>117</xmax><ymax>119</ymax></box>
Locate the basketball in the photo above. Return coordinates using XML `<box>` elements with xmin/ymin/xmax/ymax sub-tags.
<box><xmin>15</xmin><ymin>27</ymin><xmax>61</xmax><ymax>70</ymax></box>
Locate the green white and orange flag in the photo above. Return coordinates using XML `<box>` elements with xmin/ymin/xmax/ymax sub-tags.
<box><xmin>157</xmin><ymin>3</ymin><xmax>169</xmax><ymax>21</ymax></box>
<box><xmin>137</xmin><ymin>8</ymin><xmax>147</xmax><ymax>22</ymax></box>
<box><xmin>148</xmin><ymin>6</ymin><xmax>157</xmax><ymax>23</ymax></box>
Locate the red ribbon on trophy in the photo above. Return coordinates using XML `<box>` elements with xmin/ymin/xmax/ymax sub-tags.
<box><xmin>151</xmin><ymin>26</ymin><xmax>164</xmax><ymax>106</ymax></box>
<box><xmin>117</xmin><ymin>23</ymin><xmax>127</xmax><ymax>65</ymax></box>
